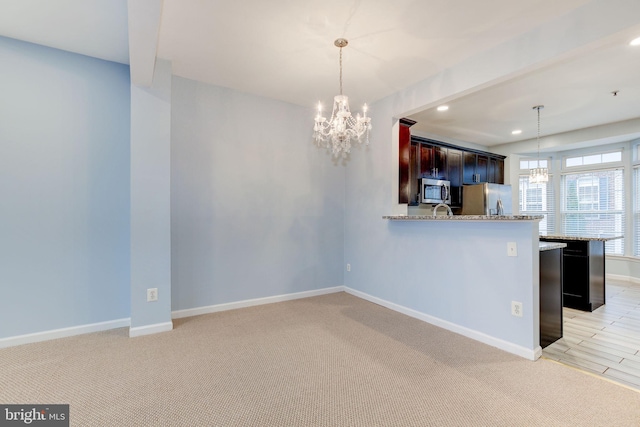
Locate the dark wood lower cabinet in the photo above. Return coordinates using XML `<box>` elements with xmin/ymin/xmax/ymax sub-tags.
<box><xmin>540</xmin><ymin>248</ymin><xmax>563</xmax><ymax>348</ymax></box>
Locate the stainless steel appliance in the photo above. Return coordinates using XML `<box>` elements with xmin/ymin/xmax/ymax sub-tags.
<box><xmin>420</xmin><ymin>178</ymin><xmax>451</xmax><ymax>204</ymax></box>
<box><xmin>461</xmin><ymin>183</ymin><xmax>512</xmax><ymax>215</ymax></box>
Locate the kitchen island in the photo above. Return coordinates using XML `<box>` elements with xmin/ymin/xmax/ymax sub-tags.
<box><xmin>540</xmin><ymin>235</ymin><xmax>622</xmax><ymax>311</ymax></box>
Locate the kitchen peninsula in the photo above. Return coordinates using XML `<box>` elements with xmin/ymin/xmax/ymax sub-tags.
<box><xmin>382</xmin><ymin>213</ymin><xmax>545</xmax><ymax>360</ymax></box>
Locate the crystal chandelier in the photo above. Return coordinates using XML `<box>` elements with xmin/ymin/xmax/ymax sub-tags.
<box><xmin>314</xmin><ymin>38</ymin><xmax>372</xmax><ymax>157</ymax></box>
<box><xmin>529</xmin><ymin>105</ymin><xmax>548</xmax><ymax>184</ymax></box>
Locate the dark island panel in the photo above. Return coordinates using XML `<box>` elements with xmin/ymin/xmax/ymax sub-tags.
<box><xmin>540</xmin><ymin>246</ymin><xmax>563</xmax><ymax>348</ymax></box>
<box><xmin>539</xmin><ymin>236</ymin><xmax>617</xmax><ymax>312</ymax></box>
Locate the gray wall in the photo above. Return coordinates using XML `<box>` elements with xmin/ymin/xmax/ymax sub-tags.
<box><xmin>0</xmin><ymin>36</ymin><xmax>131</xmax><ymax>338</ymax></box>
<box><xmin>170</xmin><ymin>77</ymin><xmax>345</xmax><ymax>311</ymax></box>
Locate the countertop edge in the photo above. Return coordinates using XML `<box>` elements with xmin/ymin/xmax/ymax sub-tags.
<box><xmin>539</xmin><ymin>242</ymin><xmax>567</xmax><ymax>252</ymax></box>
<box><xmin>383</xmin><ymin>215</ymin><xmax>544</xmax><ymax>221</ymax></box>
<box><xmin>540</xmin><ymin>235</ymin><xmax>624</xmax><ymax>242</ymax></box>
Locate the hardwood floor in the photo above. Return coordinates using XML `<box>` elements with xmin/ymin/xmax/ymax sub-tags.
<box><xmin>543</xmin><ymin>278</ymin><xmax>640</xmax><ymax>390</ymax></box>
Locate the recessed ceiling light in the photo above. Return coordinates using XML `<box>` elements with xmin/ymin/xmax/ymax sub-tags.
<box><xmin>437</xmin><ymin>105</ymin><xmax>449</xmax><ymax>112</ymax></box>
<box><xmin>511</xmin><ymin>130</ymin><xmax>522</xmax><ymax>135</ymax></box>
<box><xmin>630</xmin><ymin>37</ymin><xmax>640</xmax><ymax>46</ymax></box>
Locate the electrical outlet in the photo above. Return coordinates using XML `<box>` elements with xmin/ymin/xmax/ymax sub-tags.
<box><xmin>147</xmin><ymin>288</ymin><xmax>158</xmax><ymax>302</ymax></box>
<box><xmin>346</xmin><ymin>263</ymin><xmax>351</xmax><ymax>272</ymax></box>
<box><xmin>511</xmin><ymin>301</ymin><xmax>523</xmax><ymax>317</ymax></box>
<box><xmin>507</xmin><ymin>242</ymin><xmax>518</xmax><ymax>257</ymax></box>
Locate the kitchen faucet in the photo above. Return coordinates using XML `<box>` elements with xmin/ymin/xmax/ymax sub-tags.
<box><xmin>433</xmin><ymin>203</ymin><xmax>453</xmax><ymax>216</ymax></box>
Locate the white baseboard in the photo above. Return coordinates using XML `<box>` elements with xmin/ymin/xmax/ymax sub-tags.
<box><xmin>171</xmin><ymin>286</ymin><xmax>345</xmax><ymax>319</ymax></box>
<box><xmin>0</xmin><ymin>318</ymin><xmax>130</xmax><ymax>349</ymax></box>
<box><xmin>129</xmin><ymin>321</ymin><xmax>174</xmax><ymax>338</ymax></box>
<box><xmin>344</xmin><ymin>287</ymin><xmax>541</xmax><ymax>361</ymax></box>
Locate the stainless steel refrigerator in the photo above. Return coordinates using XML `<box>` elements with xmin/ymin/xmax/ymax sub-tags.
<box><xmin>461</xmin><ymin>183</ymin><xmax>513</xmax><ymax>215</ymax></box>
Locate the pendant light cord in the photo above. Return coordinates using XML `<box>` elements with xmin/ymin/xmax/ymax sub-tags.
<box><xmin>339</xmin><ymin>46</ymin><xmax>343</xmax><ymax>96</ymax></box>
<box><xmin>533</xmin><ymin>105</ymin><xmax>544</xmax><ymax>159</ymax></box>
<box><xmin>537</xmin><ymin>106</ymin><xmax>540</xmax><ymax>157</ymax></box>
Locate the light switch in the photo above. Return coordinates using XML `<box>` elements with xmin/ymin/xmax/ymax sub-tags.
<box><xmin>507</xmin><ymin>242</ymin><xmax>517</xmax><ymax>257</ymax></box>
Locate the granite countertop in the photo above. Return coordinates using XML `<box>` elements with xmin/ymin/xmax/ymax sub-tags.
<box><xmin>539</xmin><ymin>242</ymin><xmax>567</xmax><ymax>252</ymax></box>
<box><xmin>383</xmin><ymin>215</ymin><xmax>544</xmax><ymax>221</ymax></box>
<box><xmin>540</xmin><ymin>235</ymin><xmax>623</xmax><ymax>242</ymax></box>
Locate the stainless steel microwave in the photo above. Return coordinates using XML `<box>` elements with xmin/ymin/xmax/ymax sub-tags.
<box><xmin>420</xmin><ymin>178</ymin><xmax>451</xmax><ymax>204</ymax></box>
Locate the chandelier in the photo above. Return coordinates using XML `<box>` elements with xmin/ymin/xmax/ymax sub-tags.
<box><xmin>529</xmin><ymin>105</ymin><xmax>548</xmax><ymax>184</ymax></box>
<box><xmin>313</xmin><ymin>38</ymin><xmax>372</xmax><ymax>157</ymax></box>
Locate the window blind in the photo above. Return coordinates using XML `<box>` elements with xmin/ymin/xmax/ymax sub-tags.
<box><xmin>634</xmin><ymin>167</ymin><xmax>640</xmax><ymax>256</ymax></box>
<box><xmin>519</xmin><ymin>175</ymin><xmax>555</xmax><ymax>235</ymax></box>
<box><xmin>561</xmin><ymin>169</ymin><xmax>624</xmax><ymax>255</ymax></box>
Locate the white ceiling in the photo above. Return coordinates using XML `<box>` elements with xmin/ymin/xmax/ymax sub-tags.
<box><xmin>1</xmin><ymin>0</ymin><xmax>639</xmax><ymax>149</ymax></box>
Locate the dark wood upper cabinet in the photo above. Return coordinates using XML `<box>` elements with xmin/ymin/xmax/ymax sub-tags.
<box><xmin>496</xmin><ymin>160</ymin><xmax>504</xmax><ymax>183</ymax></box>
<box><xmin>398</xmin><ymin>121</ymin><xmax>506</xmax><ymax>204</ymax></box>
<box><xmin>463</xmin><ymin>152</ymin><xmax>503</xmax><ymax>184</ymax></box>
<box><xmin>489</xmin><ymin>157</ymin><xmax>505</xmax><ymax>184</ymax></box>
<box><xmin>409</xmin><ymin>143</ymin><xmax>419</xmax><ymax>204</ymax></box>
<box><xmin>398</xmin><ymin>118</ymin><xmax>416</xmax><ymax>204</ymax></box>
<box><xmin>476</xmin><ymin>154</ymin><xmax>489</xmax><ymax>183</ymax></box>
<box><xmin>434</xmin><ymin>146</ymin><xmax>447</xmax><ymax>178</ymax></box>
<box><xmin>420</xmin><ymin>143</ymin><xmax>447</xmax><ymax>179</ymax></box>
<box><xmin>447</xmin><ymin>149</ymin><xmax>463</xmax><ymax>207</ymax></box>
<box><xmin>419</xmin><ymin>144</ymin><xmax>431</xmax><ymax>177</ymax></box>
<box><xmin>463</xmin><ymin>152</ymin><xmax>477</xmax><ymax>184</ymax></box>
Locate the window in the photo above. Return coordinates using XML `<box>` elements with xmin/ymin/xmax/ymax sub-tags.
<box><xmin>577</xmin><ymin>177</ymin><xmax>599</xmax><ymax>213</ymax></box>
<box><xmin>519</xmin><ymin>159</ymin><xmax>548</xmax><ymax>170</ymax></box>
<box><xmin>519</xmin><ymin>176</ymin><xmax>555</xmax><ymax>235</ymax></box>
<box><xmin>565</xmin><ymin>151</ymin><xmax>622</xmax><ymax>168</ymax></box>
<box><xmin>634</xmin><ymin>167</ymin><xmax>640</xmax><ymax>256</ymax></box>
<box><xmin>562</xmin><ymin>169</ymin><xmax>624</xmax><ymax>254</ymax></box>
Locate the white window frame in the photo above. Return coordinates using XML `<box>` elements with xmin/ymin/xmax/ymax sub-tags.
<box><xmin>563</xmin><ymin>149</ymin><xmax>623</xmax><ymax>171</ymax></box>
<box><xmin>518</xmin><ymin>155</ymin><xmax>555</xmax><ymax>236</ymax></box>
<box><xmin>560</xmin><ymin>167</ymin><xmax>625</xmax><ymax>255</ymax></box>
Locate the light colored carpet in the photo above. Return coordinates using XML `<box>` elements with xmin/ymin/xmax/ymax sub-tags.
<box><xmin>1</xmin><ymin>292</ymin><xmax>639</xmax><ymax>426</ymax></box>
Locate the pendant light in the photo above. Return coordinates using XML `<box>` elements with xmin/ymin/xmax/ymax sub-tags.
<box><xmin>529</xmin><ymin>105</ymin><xmax>548</xmax><ymax>184</ymax></box>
